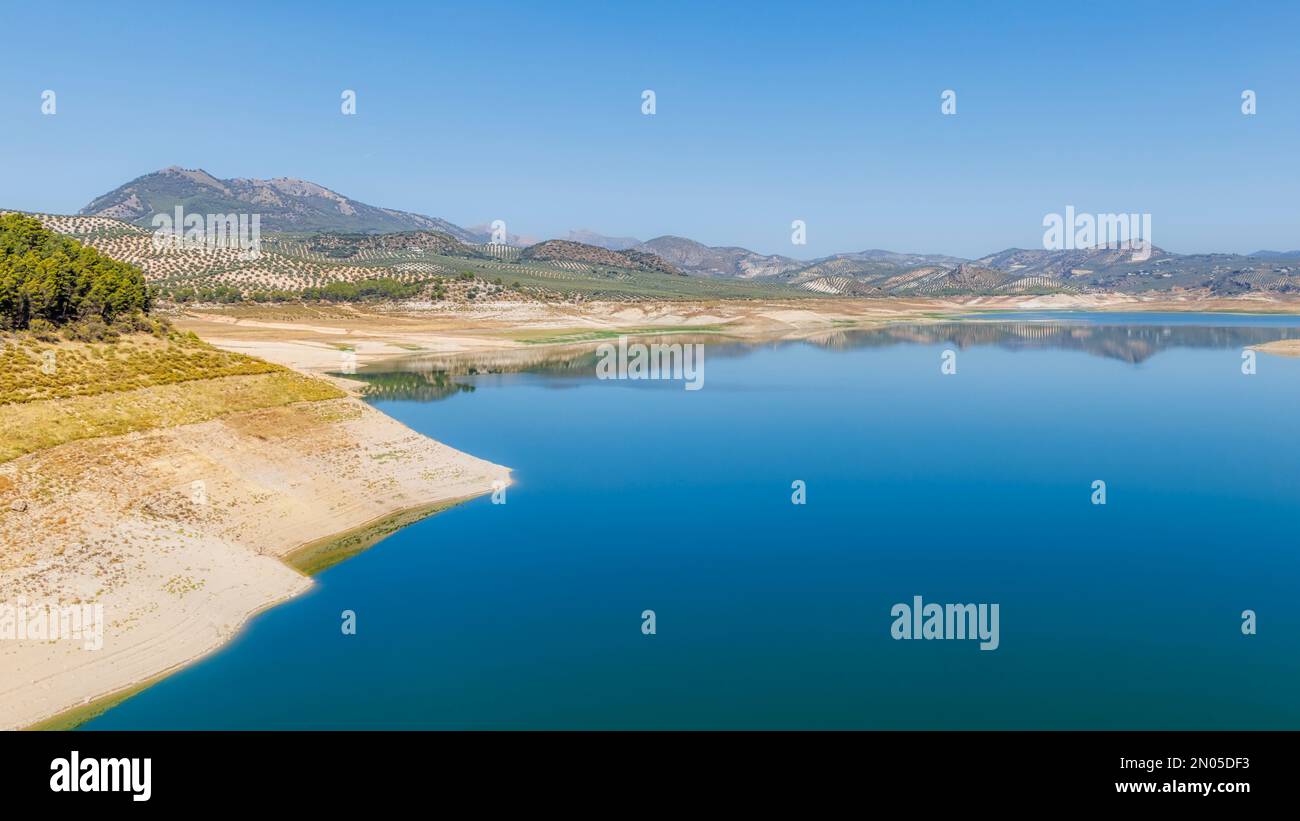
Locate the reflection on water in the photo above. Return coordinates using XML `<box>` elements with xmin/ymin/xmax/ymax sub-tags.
<box><xmin>349</xmin><ymin>315</ymin><xmax>1300</xmax><ymax>400</ymax></box>
<box><xmin>816</xmin><ymin>320</ymin><xmax>1300</xmax><ymax>363</ymax></box>
<box><xmin>350</xmin><ymin>370</ymin><xmax>478</xmax><ymax>402</ymax></box>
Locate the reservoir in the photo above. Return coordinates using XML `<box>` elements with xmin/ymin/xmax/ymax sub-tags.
<box><xmin>85</xmin><ymin>313</ymin><xmax>1300</xmax><ymax>729</ymax></box>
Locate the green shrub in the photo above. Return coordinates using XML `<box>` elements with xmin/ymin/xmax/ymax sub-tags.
<box><xmin>301</xmin><ymin>277</ymin><xmax>423</xmax><ymax>302</ymax></box>
<box><xmin>27</xmin><ymin>318</ymin><xmax>58</xmax><ymax>341</ymax></box>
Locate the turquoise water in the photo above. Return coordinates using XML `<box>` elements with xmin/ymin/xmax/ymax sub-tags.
<box><xmin>85</xmin><ymin>314</ymin><xmax>1300</xmax><ymax>729</ymax></box>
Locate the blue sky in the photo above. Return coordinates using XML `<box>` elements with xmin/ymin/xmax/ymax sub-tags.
<box><xmin>2</xmin><ymin>0</ymin><xmax>1297</xmax><ymax>258</ymax></box>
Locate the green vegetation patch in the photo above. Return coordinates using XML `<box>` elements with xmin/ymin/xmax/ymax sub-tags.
<box><xmin>1</xmin><ymin>213</ymin><xmax>150</xmax><ymax>330</ymax></box>
<box><xmin>284</xmin><ymin>500</ymin><xmax>468</xmax><ymax>575</ymax></box>
<box><xmin>25</xmin><ymin>673</ymin><xmax>172</xmax><ymax>731</ymax></box>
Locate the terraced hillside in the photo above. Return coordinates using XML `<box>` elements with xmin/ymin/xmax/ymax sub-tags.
<box><xmin>775</xmin><ymin>249</ymin><xmax>968</xmax><ymax>285</ymax></box>
<box><xmin>777</xmin><ymin>248</ymin><xmax>1300</xmax><ymax>297</ymax></box>
<box><xmin>970</xmin><ymin>245</ymin><xmax>1300</xmax><ymax>295</ymax></box>
<box><xmin>295</xmin><ymin>230</ymin><xmax>484</xmax><ymax>260</ymax></box>
<box><xmin>519</xmin><ymin>239</ymin><xmax>681</xmax><ymax>275</ymax></box>
<box><xmin>25</xmin><ymin>213</ymin><xmax>411</xmax><ymax>296</ymax></box>
<box><xmin>23</xmin><ymin>209</ymin><xmax>1300</xmax><ymax>302</ymax></box>
<box><xmin>780</xmin><ymin>261</ymin><xmax>1079</xmax><ymax>296</ymax></box>
<box><xmin>15</xmin><ymin>212</ymin><xmax>810</xmax><ymax>303</ymax></box>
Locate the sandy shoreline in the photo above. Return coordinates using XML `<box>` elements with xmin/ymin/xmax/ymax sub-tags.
<box><xmin>1252</xmin><ymin>339</ymin><xmax>1300</xmax><ymax>357</ymax></box>
<box><xmin>0</xmin><ymin>397</ymin><xmax>509</xmax><ymax>729</ymax></box>
<box><xmin>173</xmin><ymin>293</ymin><xmax>1300</xmax><ymax>374</ymax></box>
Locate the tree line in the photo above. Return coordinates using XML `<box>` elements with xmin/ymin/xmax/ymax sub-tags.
<box><xmin>0</xmin><ymin>213</ymin><xmax>150</xmax><ymax>330</ymax></box>
<box><xmin>164</xmin><ymin>276</ymin><xmax>429</xmax><ymax>304</ymax></box>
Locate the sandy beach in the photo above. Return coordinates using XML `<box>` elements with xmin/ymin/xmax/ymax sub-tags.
<box><xmin>1252</xmin><ymin>339</ymin><xmax>1300</xmax><ymax>357</ymax></box>
<box><xmin>0</xmin><ymin>397</ymin><xmax>509</xmax><ymax>729</ymax></box>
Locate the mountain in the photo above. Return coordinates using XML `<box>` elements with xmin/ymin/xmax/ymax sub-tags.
<box><xmin>519</xmin><ymin>239</ymin><xmax>680</xmax><ymax>275</ymax></box>
<box><xmin>788</xmin><ymin>242</ymin><xmax>1300</xmax><ymax>296</ymax></box>
<box><xmin>80</xmin><ymin>167</ymin><xmax>484</xmax><ymax>240</ymax></box>
<box><xmin>468</xmin><ymin>224</ymin><xmax>540</xmax><ymax>247</ymax></box>
<box><xmin>636</xmin><ymin>235</ymin><xmax>804</xmax><ymax>278</ymax></box>
<box><xmin>776</xmin><ymin>249</ymin><xmax>969</xmax><ymax>284</ymax></box>
<box><xmin>973</xmin><ymin>243</ymin><xmax>1170</xmax><ymax>277</ymax></box>
<box><xmin>567</xmin><ymin>229</ymin><xmax>642</xmax><ymax>251</ymax></box>
<box><xmin>1249</xmin><ymin>250</ymin><xmax>1300</xmax><ymax>259</ymax></box>
<box><xmin>970</xmin><ymin>245</ymin><xmax>1300</xmax><ymax>294</ymax></box>
<box><xmin>796</xmin><ymin>262</ymin><xmax>1064</xmax><ymax>297</ymax></box>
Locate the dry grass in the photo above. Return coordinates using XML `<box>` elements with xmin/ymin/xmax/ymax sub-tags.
<box><xmin>0</xmin><ymin>332</ymin><xmax>284</xmax><ymax>405</ymax></box>
<box><xmin>0</xmin><ymin>371</ymin><xmax>343</xmax><ymax>463</ymax></box>
<box><xmin>1</xmin><ymin>328</ymin><xmax>347</xmax><ymax>461</ymax></box>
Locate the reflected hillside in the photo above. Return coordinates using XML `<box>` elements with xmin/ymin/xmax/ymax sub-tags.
<box><xmin>807</xmin><ymin>321</ymin><xmax>1300</xmax><ymax>363</ymax></box>
<box><xmin>343</xmin><ymin>370</ymin><xmax>477</xmax><ymax>402</ymax></box>
<box><xmin>352</xmin><ymin>334</ymin><xmax>741</xmax><ymax>400</ymax></box>
<box><xmin>356</xmin><ymin>318</ymin><xmax>1300</xmax><ymax>401</ymax></box>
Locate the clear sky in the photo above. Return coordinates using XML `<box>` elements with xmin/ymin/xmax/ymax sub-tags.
<box><xmin>2</xmin><ymin>0</ymin><xmax>1297</xmax><ymax>258</ymax></box>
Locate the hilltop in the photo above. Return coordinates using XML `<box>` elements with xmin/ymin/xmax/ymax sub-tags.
<box><xmin>567</xmin><ymin>229</ymin><xmax>642</xmax><ymax>251</ymax></box>
<box><xmin>636</xmin><ymin>235</ymin><xmax>804</xmax><ymax>278</ymax></box>
<box><xmin>520</xmin><ymin>239</ymin><xmax>681</xmax><ymax>275</ymax></box>
<box><xmin>80</xmin><ymin>167</ymin><xmax>484</xmax><ymax>239</ymax></box>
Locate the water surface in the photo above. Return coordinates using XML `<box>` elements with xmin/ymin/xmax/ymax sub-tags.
<box><xmin>86</xmin><ymin>314</ymin><xmax>1300</xmax><ymax>729</ymax></box>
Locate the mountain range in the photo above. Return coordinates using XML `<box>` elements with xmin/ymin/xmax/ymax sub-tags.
<box><xmin>73</xmin><ymin>168</ymin><xmax>1300</xmax><ymax>296</ymax></box>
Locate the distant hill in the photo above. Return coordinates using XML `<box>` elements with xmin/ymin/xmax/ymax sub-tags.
<box><xmin>636</xmin><ymin>235</ymin><xmax>803</xmax><ymax>278</ymax></box>
<box><xmin>778</xmin><ymin>249</ymin><xmax>968</xmax><ymax>284</ymax></box>
<box><xmin>520</xmin><ymin>239</ymin><xmax>680</xmax><ymax>275</ymax></box>
<box><xmin>599</xmin><ymin>232</ymin><xmax>1300</xmax><ymax>296</ymax></box>
<box><xmin>80</xmin><ymin>167</ymin><xmax>484</xmax><ymax>240</ymax></box>
<box><xmin>1249</xmin><ymin>250</ymin><xmax>1300</xmax><ymax>259</ymax></box>
<box><xmin>972</xmin><ymin>244</ymin><xmax>1171</xmax><ymax>277</ymax></box>
<box><xmin>34</xmin><ymin>170</ymin><xmax>1300</xmax><ymax>301</ymax></box>
<box><xmin>629</xmin><ymin>236</ymin><xmax>966</xmax><ymax>282</ymax></box>
<box><xmin>778</xmin><ymin>241</ymin><xmax>1300</xmax><ymax>296</ymax></box>
<box><xmin>567</xmin><ymin>229</ymin><xmax>642</xmax><ymax>251</ymax></box>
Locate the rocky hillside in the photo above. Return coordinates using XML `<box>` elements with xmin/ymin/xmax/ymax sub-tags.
<box><xmin>777</xmin><ymin>249</ymin><xmax>969</xmax><ymax>285</ymax></box>
<box><xmin>636</xmin><ymin>235</ymin><xmax>803</xmax><ymax>278</ymax></box>
<box><xmin>80</xmin><ymin>167</ymin><xmax>484</xmax><ymax>239</ymax></box>
<box><xmin>972</xmin><ymin>243</ymin><xmax>1170</xmax><ymax>277</ymax></box>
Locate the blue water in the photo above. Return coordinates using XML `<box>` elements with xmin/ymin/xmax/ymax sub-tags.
<box><xmin>85</xmin><ymin>314</ymin><xmax>1300</xmax><ymax>729</ymax></box>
